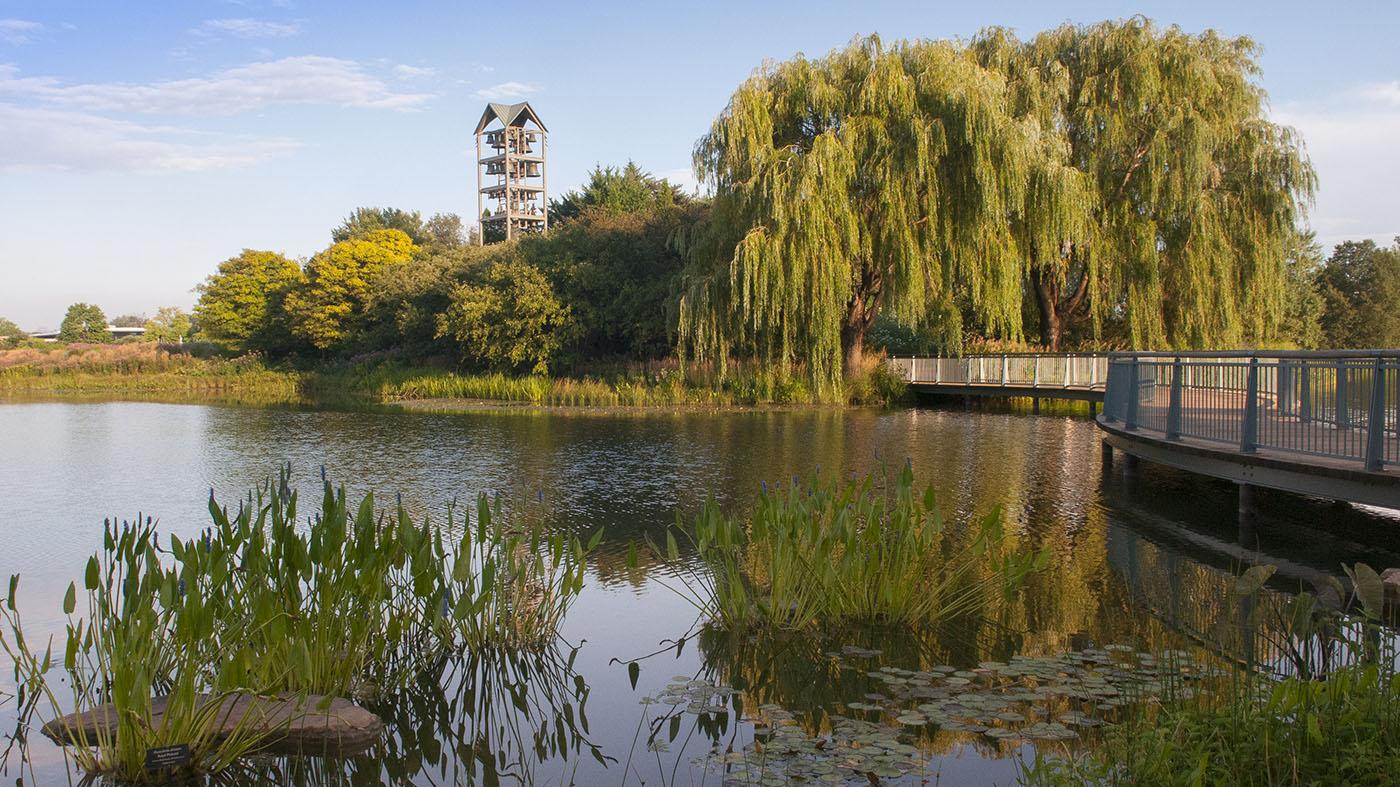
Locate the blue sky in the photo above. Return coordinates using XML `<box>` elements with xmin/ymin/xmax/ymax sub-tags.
<box><xmin>1</xmin><ymin>0</ymin><xmax>1397</xmax><ymax>330</ymax></box>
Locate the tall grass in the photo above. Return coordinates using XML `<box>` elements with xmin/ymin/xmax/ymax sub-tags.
<box><xmin>655</xmin><ymin>464</ymin><xmax>1047</xmax><ymax>631</ymax></box>
<box><xmin>1023</xmin><ymin>564</ymin><xmax>1400</xmax><ymax>786</ymax></box>
<box><xmin>0</xmin><ymin>472</ymin><xmax>595</xmax><ymax>782</ymax></box>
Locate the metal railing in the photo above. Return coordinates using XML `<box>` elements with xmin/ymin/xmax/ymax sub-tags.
<box><xmin>890</xmin><ymin>354</ymin><xmax>1109</xmax><ymax>389</ymax></box>
<box><xmin>1102</xmin><ymin>351</ymin><xmax>1400</xmax><ymax>471</ymax></box>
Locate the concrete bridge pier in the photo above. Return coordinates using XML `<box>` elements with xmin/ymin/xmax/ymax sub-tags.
<box><xmin>1101</xmin><ymin>439</ymin><xmax>1113</xmax><ymax>470</ymax></box>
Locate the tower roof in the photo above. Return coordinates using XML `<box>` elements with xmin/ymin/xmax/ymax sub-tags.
<box><xmin>474</xmin><ymin>101</ymin><xmax>547</xmax><ymax>134</ymax></box>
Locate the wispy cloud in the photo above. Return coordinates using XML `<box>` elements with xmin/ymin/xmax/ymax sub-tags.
<box><xmin>0</xmin><ymin>103</ymin><xmax>299</xmax><ymax>172</ymax></box>
<box><xmin>1274</xmin><ymin>83</ymin><xmax>1400</xmax><ymax>247</ymax></box>
<box><xmin>474</xmin><ymin>81</ymin><xmax>539</xmax><ymax>101</ymax></box>
<box><xmin>0</xmin><ymin>19</ymin><xmax>41</xmax><ymax>45</ymax></box>
<box><xmin>392</xmin><ymin>64</ymin><xmax>436</xmax><ymax>80</ymax></box>
<box><xmin>202</xmin><ymin>18</ymin><xmax>301</xmax><ymax>38</ymax></box>
<box><xmin>0</xmin><ymin>56</ymin><xmax>434</xmax><ymax>114</ymax></box>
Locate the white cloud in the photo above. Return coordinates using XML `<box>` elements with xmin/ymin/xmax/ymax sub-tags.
<box><xmin>392</xmin><ymin>64</ymin><xmax>436</xmax><ymax>80</ymax></box>
<box><xmin>202</xmin><ymin>18</ymin><xmax>300</xmax><ymax>38</ymax></box>
<box><xmin>0</xmin><ymin>56</ymin><xmax>433</xmax><ymax>114</ymax></box>
<box><xmin>0</xmin><ymin>19</ymin><xmax>41</xmax><ymax>45</ymax></box>
<box><xmin>474</xmin><ymin>81</ymin><xmax>539</xmax><ymax>101</ymax></box>
<box><xmin>1357</xmin><ymin>81</ymin><xmax>1400</xmax><ymax>107</ymax></box>
<box><xmin>0</xmin><ymin>103</ymin><xmax>298</xmax><ymax>172</ymax></box>
<box><xmin>1274</xmin><ymin>83</ymin><xmax>1400</xmax><ymax>247</ymax></box>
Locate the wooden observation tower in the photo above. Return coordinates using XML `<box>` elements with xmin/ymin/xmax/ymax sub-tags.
<box><xmin>475</xmin><ymin>101</ymin><xmax>548</xmax><ymax>244</ymax></box>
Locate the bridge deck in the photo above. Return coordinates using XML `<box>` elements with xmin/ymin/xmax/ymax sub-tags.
<box><xmin>909</xmin><ymin>381</ymin><xmax>1104</xmax><ymax>402</ymax></box>
<box><xmin>1099</xmin><ymin>385</ymin><xmax>1400</xmax><ymax>508</ymax></box>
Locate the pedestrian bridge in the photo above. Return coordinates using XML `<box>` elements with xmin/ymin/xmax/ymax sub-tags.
<box><xmin>891</xmin><ymin>351</ymin><xmax>1400</xmax><ymax>509</ymax></box>
<box><xmin>889</xmin><ymin>354</ymin><xmax>1107</xmax><ymax>409</ymax></box>
<box><xmin>1096</xmin><ymin>351</ymin><xmax>1400</xmax><ymax>509</ymax></box>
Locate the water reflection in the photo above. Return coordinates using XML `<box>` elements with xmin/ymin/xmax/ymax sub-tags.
<box><xmin>2</xmin><ymin>400</ymin><xmax>1399</xmax><ymax>785</ymax></box>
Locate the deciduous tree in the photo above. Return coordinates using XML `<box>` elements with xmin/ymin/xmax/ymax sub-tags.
<box><xmin>680</xmin><ymin>35</ymin><xmax>1075</xmax><ymax>392</ymax></box>
<box><xmin>194</xmin><ymin>250</ymin><xmax>304</xmax><ymax>352</ymax></box>
<box><xmin>59</xmin><ymin>303</ymin><xmax>111</xmax><ymax>343</ymax></box>
<box><xmin>975</xmin><ymin>19</ymin><xmax>1314</xmax><ymax>349</ymax></box>
<box><xmin>286</xmin><ymin>229</ymin><xmax>416</xmax><ymax>351</ymax></box>
<box><xmin>435</xmin><ymin>254</ymin><xmax>573</xmax><ymax>374</ymax></box>
<box><xmin>143</xmin><ymin>307</ymin><xmax>194</xmax><ymax>343</ymax></box>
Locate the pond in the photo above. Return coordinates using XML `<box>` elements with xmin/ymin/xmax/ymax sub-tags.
<box><xmin>1</xmin><ymin>399</ymin><xmax>1397</xmax><ymax>785</ymax></box>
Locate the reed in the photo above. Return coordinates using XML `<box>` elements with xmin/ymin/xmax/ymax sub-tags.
<box><xmin>441</xmin><ymin>493</ymin><xmax>596</xmax><ymax>651</ymax></box>
<box><xmin>0</xmin><ymin>472</ymin><xmax>596</xmax><ymax>782</ymax></box>
<box><xmin>655</xmin><ymin>464</ymin><xmax>1047</xmax><ymax>631</ymax></box>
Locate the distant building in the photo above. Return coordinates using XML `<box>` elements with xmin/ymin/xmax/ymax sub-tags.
<box><xmin>475</xmin><ymin>101</ymin><xmax>548</xmax><ymax>244</ymax></box>
<box><xmin>27</xmin><ymin>325</ymin><xmax>145</xmax><ymax>341</ymax></box>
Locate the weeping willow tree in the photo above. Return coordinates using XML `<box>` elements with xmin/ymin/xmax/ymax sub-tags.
<box><xmin>678</xmin><ymin>35</ymin><xmax>1086</xmax><ymax>395</ymax></box>
<box><xmin>977</xmin><ymin>18</ymin><xmax>1315</xmax><ymax>349</ymax></box>
<box><xmin>680</xmin><ymin>20</ymin><xmax>1315</xmax><ymax>390</ymax></box>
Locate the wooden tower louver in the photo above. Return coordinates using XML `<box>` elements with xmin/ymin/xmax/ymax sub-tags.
<box><xmin>475</xmin><ymin>101</ymin><xmax>548</xmax><ymax>243</ymax></box>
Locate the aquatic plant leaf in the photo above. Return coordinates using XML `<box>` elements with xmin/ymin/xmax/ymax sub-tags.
<box><xmin>1233</xmin><ymin>565</ymin><xmax>1277</xmax><ymax>596</ymax></box>
<box><xmin>63</xmin><ymin>582</ymin><xmax>75</xmax><ymax>615</ymax></box>
<box><xmin>1350</xmin><ymin>563</ymin><xmax>1384</xmax><ymax>619</ymax></box>
<box><xmin>628</xmin><ymin>661</ymin><xmax>640</xmax><ymax>689</ymax></box>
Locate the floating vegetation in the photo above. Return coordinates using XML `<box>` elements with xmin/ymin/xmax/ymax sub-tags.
<box><xmin>649</xmin><ymin>643</ymin><xmax>1221</xmax><ymax>785</ymax></box>
<box><xmin>0</xmin><ymin>470</ymin><xmax>597</xmax><ymax>783</ymax></box>
<box><xmin>658</xmin><ymin>463</ymin><xmax>1048</xmax><ymax>631</ymax></box>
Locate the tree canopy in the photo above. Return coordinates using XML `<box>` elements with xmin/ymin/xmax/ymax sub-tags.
<box><xmin>143</xmin><ymin>307</ymin><xmax>194</xmax><ymax>343</ymax></box>
<box><xmin>1317</xmin><ymin>238</ymin><xmax>1400</xmax><ymax>348</ymax></box>
<box><xmin>435</xmin><ymin>253</ymin><xmax>573</xmax><ymax>374</ymax></box>
<box><xmin>679</xmin><ymin>20</ymin><xmax>1314</xmax><ymax>391</ymax></box>
<box><xmin>194</xmin><ymin>250</ymin><xmax>304</xmax><ymax>352</ymax></box>
<box><xmin>285</xmin><ymin>229</ymin><xmax>416</xmax><ymax>351</ymax></box>
<box><xmin>59</xmin><ymin>303</ymin><xmax>111</xmax><ymax>343</ymax></box>
<box><xmin>550</xmin><ymin>162</ymin><xmax>690</xmax><ymax>225</ymax></box>
<box><xmin>0</xmin><ymin>317</ymin><xmax>27</xmax><ymax>347</ymax></box>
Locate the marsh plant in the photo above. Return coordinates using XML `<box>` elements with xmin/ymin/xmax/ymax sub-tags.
<box><xmin>1024</xmin><ymin>563</ymin><xmax>1400</xmax><ymax>786</ymax></box>
<box><xmin>0</xmin><ymin>471</ymin><xmax>595</xmax><ymax>783</ymax></box>
<box><xmin>655</xmin><ymin>464</ymin><xmax>1047</xmax><ymax>631</ymax></box>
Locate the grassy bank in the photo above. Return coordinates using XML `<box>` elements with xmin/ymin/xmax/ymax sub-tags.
<box><xmin>0</xmin><ymin>342</ymin><xmax>910</xmax><ymax>407</ymax></box>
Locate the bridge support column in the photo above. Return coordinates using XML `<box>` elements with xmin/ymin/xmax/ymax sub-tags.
<box><xmin>1121</xmin><ymin>451</ymin><xmax>1138</xmax><ymax>482</ymax></box>
<box><xmin>1032</xmin><ymin>397</ymin><xmax>1040</xmax><ymax>415</ymax></box>
<box><xmin>1101</xmin><ymin>440</ymin><xmax>1113</xmax><ymax>469</ymax></box>
<box><xmin>1237</xmin><ymin>482</ymin><xmax>1257</xmax><ymax>541</ymax></box>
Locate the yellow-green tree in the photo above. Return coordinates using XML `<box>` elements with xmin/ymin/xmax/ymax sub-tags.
<box><xmin>194</xmin><ymin>250</ymin><xmax>303</xmax><ymax>352</ymax></box>
<box><xmin>143</xmin><ymin>307</ymin><xmax>194</xmax><ymax>343</ymax></box>
<box><xmin>435</xmin><ymin>253</ymin><xmax>573</xmax><ymax>374</ymax></box>
<box><xmin>680</xmin><ymin>35</ymin><xmax>1084</xmax><ymax>394</ymax></box>
<box><xmin>286</xmin><ymin>229</ymin><xmax>416</xmax><ymax>351</ymax></box>
<box><xmin>974</xmin><ymin>19</ymin><xmax>1314</xmax><ymax>349</ymax></box>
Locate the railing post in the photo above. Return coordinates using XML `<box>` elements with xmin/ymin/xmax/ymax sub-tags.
<box><xmin>1300</xmin><ymin>365</ymin><xmax>1312</xmax><ymax>424</ymax></box>
<box><xmin>934</xmin><ymin>358</ymin><xmax>942</xmax><ymax>384</ymax></box>
<box><xmin>1125</xmin><ymin>358</ymin><xmax>1140</xmax><ymax>431</ymax></box>
<box><xmin>1241</xmin><ymin>358</ymin><xmax>1259</xmax><ymax>453</ymax></box>
<box><xmin>1336</xmin><ymin>362</ymin><xmax>1350</xmax><ymax>429</ymax></box>
<box><xmin>1167</xmin><ymin>357</ymin><xmax>1183</xmax><ymax>440</ymax></box>
<box><xmin>1278</xmin><ymin>361</ymin><xmax>1295</xmax><ymax>416</ymax></box>
<box><xmin>1365</xmin><ymin>358</ymin><xmax>1386</xmax><ymax>471</ymax></box>
<box><xmin>1033</xmin><ymin>355</ymin><xmax>1040</xmax><ymax>388</ymax></box>
<box><xmin>1001</xmin><ymin>355</ymin><xmax>1009</xmax><ymax>385</ymax></box>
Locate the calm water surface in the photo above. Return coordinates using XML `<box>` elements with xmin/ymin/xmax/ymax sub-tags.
<box><xmin>1</xmin><ymin>399</ymin><xmax>1397</xmax><ymax>785</ymax></box>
